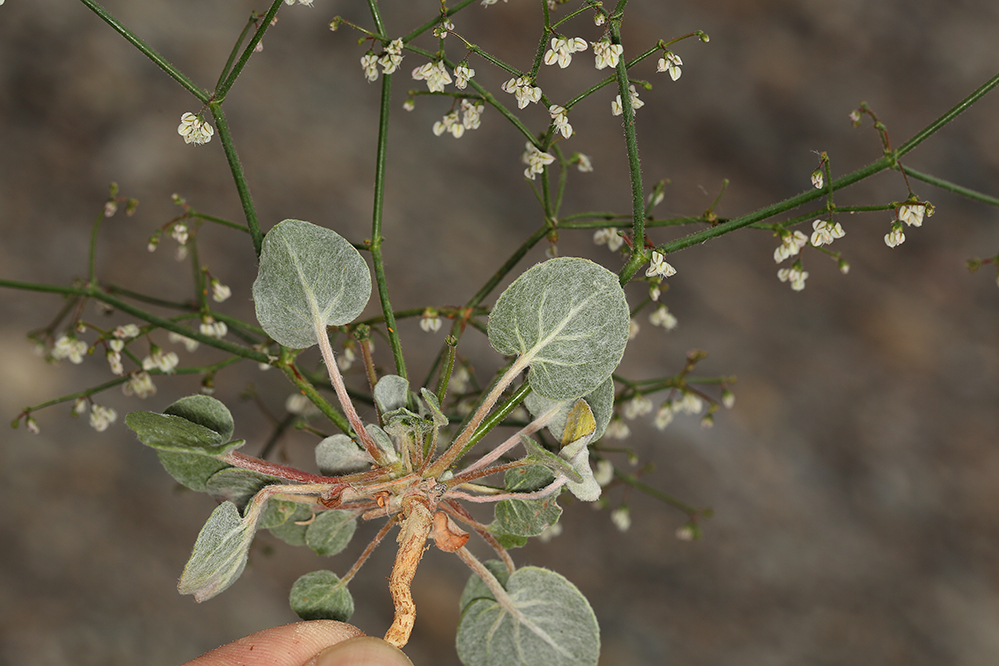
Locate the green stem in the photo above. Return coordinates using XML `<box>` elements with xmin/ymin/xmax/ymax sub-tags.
<box><xmin>76</xmin><ymin>0</ymin><xmax>208</xmax><ymax>103</ymax></box>
<box><xmin>902</xmin><ymin>165</ymin><xmax>999</xmax><ymax>207</ymax></box>
<box><xmin>209</xmin><ymin>103</ymin><xmax>263</xmax><ymax>257</ymax></box>
<box><xmin>895</xmin><ymin>70</ymin><xmax>999</xmax><ymax>158</ymax></box>
<box><xmin>215</xmin><ymin>0</ymin><xmax>285</xmax><ymax>101</ymax></box>
<box><xmin>369</xmin><ymin>73</ymin><xmax>407</xmax><ymax>379</ymax></box>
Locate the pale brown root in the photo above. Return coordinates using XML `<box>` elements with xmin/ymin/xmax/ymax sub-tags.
<box><xmin>383</xmin><ymin>500</ymin><xmax>433</xmax><ymax>649</ymax></box>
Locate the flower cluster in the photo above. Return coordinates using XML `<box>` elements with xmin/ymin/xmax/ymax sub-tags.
<box><xmin>654</xmin><ymin>392</ymin><xmax>706</xmax><ymax>431</ymax></box>
<box><xmin>622</xmin><ymin>395</ymin><xmax>653</xmax><ymax>420</ymax></box>
<box><xmin>809</xmin><ymin>219</ymin><xmax>844</xmax><ymax>247</ymax></box>
<box><xmin>649</xmin><ymin>305</ymin><xmax>678</xmax><ymax>330</ymax></box>
<box><xmin>501</xmin><ymin>76</ymin><xmax>543</xmax><ymax>109</ymax></box>
<box><xmin>411</xmin><ymin>61</ymin><xmax>451</xmax><ymax>93</ymax></box>
<box><xmin>773</xmin><ymin>230</ymin><xmax>808</xmax><ymax>263</ymax></box>
<box><xmin>521</xmin><ymin>142</ymin><xmax>555</xmax><ymax>180</ymax></box>
<box><xmin>777</xmin><ymin>265</ymin><xmax>809</xmax><ymax>291</ymax></box>
<box><xmin>52</xmin><ymin>334</ymin><xmax>88</xmax><ymax>364</ymax></box>
<box><xmin>544</xmin><ymin>36</ymin><xmax>588</xmax><ymax>68</ymax></box>
<box><xmin>884</xmin><ymin>203</ymin><xmax>928</xmax><ymax>248</ymax></box>
<box><xmin>89</xmin><ymin>403</ymin><xmax>118</xmax><ymax>432</ymax></box>
<box><xmin>177</xmin><ymin>113</ymin><xmax>214</xmax><ymax>145</ymax></box>
<box><xmin>433</xmin><ymin>100</ymin><xmax>484</xmax><ymax>138</ymax></box>
<box><xmin>142</xmin><ymin>347</ymin><xmax>179</xmax><ymax>374</ymax></box>
<box><xmin>549</xmin><ymin>105</ymin><xmax>572</xmax><ymax>138</ymax></box>
<box><xmin>379</xmin><ymin>39</ymin><xmax>405</xmax><ymax>74</ymax></box>
<box><xmin>593</xmin><ymin>228</ymin><xmax>624</xmax><ymax>252</ymax></box>
<box><xmin>611</xmin><ymin>85</ymin><xmax>644</xmax><ymax>116</ymax></box>
<box><xmin>199</xmin><ymin>316</ymin><xmax>227</xmax><ymax>339</ymax></box>
<box><xmin>657</xmin><ymin>52</ymin><xmax>682</xmax><ymax>81</ymax></box>
<box><xmin>592</xmin><ymin>40</ymin><xmax>623</xmax><ymax>70</ymax></box>
<box><xmin>646</xmin><ymin>250</ymin><xmax>677</xmax><ymax>278</ymax></box>
<box><xmin>420</xmin><ymin>308</ymin><xmax>443</xmax><ymax>333</ymax></box>
<box><xmin>453</xmin><ymin>63</ymin><xmax>475</xmax><ymax>90</ymax></box>
<box><xmin>210</xmin><ymin>279</ymin><xmax>231</xmax><ymax>303</ymax></box>
<box><xmin>123</xmin><ymin>371</ymin><xmax>157</xmax><ymax>399</ymax></box>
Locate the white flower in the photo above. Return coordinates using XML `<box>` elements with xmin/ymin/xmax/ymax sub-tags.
<box><xmin>839</xmin><ymin>260</ymin><xmax>850</xmax><ymax>274</ymax></box>
<box><xmin>411</xmin><ymin>61</ymin><xmax>451</xmax><ymax>93</ymax></box>
<box><xmin>654</xmin><ymin>403</ymin><xmax>675</xmax><ymax>430</ymax></box>
<box><xmin>649</xmin><ymin>283</ymin><xmax>661</xmax><ymax>301</ymax></box>
<box><xmin>594</xmin><ymin>460</ymin><xmax>615</xmax><ymax>486</ymax></box>
<box><xmin>385</xmin><ymin>38</ymin><xmax>404</xmax><ymax>56</ymax></box>
<box><xmin>433</xmin><ymin>110</ymin><xmax>464</xmax><ymax>138</ymax></box>
<box><xmin>123</xmin><ymin>371</ymin><xmax>157</xmax><ymax>399</ymax></box>
<box><xmin>168</xmin><ymin>331</ymin><xmax>200</xmax><ymax>352</ymax></box>
<box><xmin>537</xmin><ymin>523</ymin><xmax>563</xmax><ymax>542</ymax></box>
<box><xmin>26</xmin><ymin>417</ymin><xmax>40</xmax><ymax>435</ymax></box>
<box><xmin>461</xmin><ymin>99</ymin><xmax>483</xmax><ymax>130</ymax></box>
<box><xmin>199</xmin><ymin>316</ymin><xmax>227</xmax><ymax>339</ymax></box>
<box><xmin>611</xmin><ymin>84</ymin><xmax>644</xmax><ymax>116</ymax></box>
<box><xmin>170</xmin><ymin>223</ymin><xmax>188</xmax><ymax>246</ymax></box>
<box><xmin>210</xmin><ymin>279</ymin><xmax>231</xmax><ymax>303</ymax></box>
<box><xmin>549</xmin><ymin>104</ymin><xmax>572</xmax><ymax>138</ymax></box>
<box><xmin>420</xmin><ymin>310</ymin><xmax>443</xmax><ymax>332</ymax></box>
<box><xmin>285</xmin><ymin>393</ymin><xmax>319</xmax><ymax>415</ymax></box>
<box><xmin>594</xmin><ymin>13</ymin><xmax>606</xmax><ymax>26</ymax></box>
<box><xmin>379</xmin><ymin>52</ymin><xmax>403</xmax><ymax>75</ymax></box>
<box><xmin>402</xmin><ymin>98</ymin><xmax>415</xmax><ymax>112</ymax></box>
<box><xmin>676</xmin><ymin>392</ymin><xmax>704</xmax><ymax>415</ymax></box>
<box><xmin>657</xmin><ymin>52</ymin><xmax>683</xmax><ymax>81</ymax></box>
<box><xmin>676</xmin><ymin>525</ymin><xmax>695</xmax><ymax>541</ymax></box>
<box><xmin>610</xmin><ymin>505</ymin><xmax>631</xmax><ymax>532</ymax></box>
<box><xmin>773</xmin><ymin>230</ymin><xmax>808</xmax><ymax>263</ymax></box>
<box><xmin>884</xmin><ymin>224</ymin><xmax>905</xmax><ymax>248</ymax></box>
<box><xmin>849</xmin><ymin>109</ymin><xmax>862</xmax><ymax>124</ymax></box>
<box><xmin>623</xmin><ymin>395</ymin><xmax>653</xmax><ymax>420</ymax></box>
<box><xmin>501</xmin><ymin>76</ymin><xmax>542</xmax><ymax>109</ymax></box>
<box><xmin>450</xmin><ymin>366</ymin><xmax>471</xmax><ymax>393</ymax></box>
<box><xmin>337</xmin><ymin>344</ymin><xmax>356</xmax><ymax>371</ymax></box>
<box><xmin>545</xmin><ymin>244</ymin><xmax>558</xmax><ymax>259</ymax></box>
<box><xmin>649</xmin><ymin>305</ymin><xmax>678</xmax><ymax>330</ymax></box>
<box><xmin>722</xmin><ymin>389</ymin><xmax>736</xmax><ymax>409</ymax></box>
<box><xmin>433</xmin><ymin>19</ymin><xmax>455</xmax><ymax>38</ymax></box>
<box><xmin>114</xmin><ymin>324</ymin><xmax>140</xmax><ymax>340</ymax></box>
<box><xmin>177</xmin><ymin>112</ymin><xmax>214</xmax><ymax>145</ymax></box>
<box><xmin>592</xmin><ymin>40</ymin><xmax>623</xmax><ymax>70</ymax></box>
<box><xmin>89</xmin><ymin>403</ymin><xmax>118</xmax><ymax>432</ymax></box>
<box><xmin>284</xmin><ymin>0</ymin><xmax>314</xmax><ymax>5</ymax></box>
<box><xmin>521</xmin><ymin>142</ymin><xmax>555</xmax><ymax>180</ymax></box>
<box><xmin>142</xmin><ymin>347</ymin><xmax>179</xmax><ymax>374</ymax></box>
<box><xmin>106</xmin><ymin>350</ymin><xmax>124</xmax><ymax>375</ymax></box>
<box><xmin>604</xmin><ymin>418</ymin><xmax>631</xmax><ymax>440</ymax></box>
<box><xmin>811</xmin><ymin>169</ymin><xmax>824</xmax><ymax>189</ymax></box>
<box><xmin>809</xmin><ymin>219</ymin><xmax>844</xmax><ymax>247</ymax></box>
<box><xmin>454</xmin><ymin>63</ymin><xmax>475</xmax><ymax>89</ymax></box>
<box><xmin>593</xmin><ymin>228</ymin><xmax>624</xmax><ymax>252</ymax></box>
<box><xmin>73</xmin><ymin>398</ymin><xmax>88</xmax><ymax>416</ymax></box>
<box><xmin>777</xmin><ymin>265</ymin><xmax>809</xmax><ymax>291</ymax></box>
<box><xmin>361</xmin><ymin>53</ymin><xmax>380</xmax><ymax>82</ymax></box>
<box><xmin>645</xmin><ymin>250</ymin><xmax>676</xmax><ymax>278</ymax></box>
<box><xmin>52</xmin><ymin>335</ymin><xmax>88</xmax><ymax>364</ymax></box>
<box><xmin>544</xmin><ymin>36</ymin><xmax>588</xmax><ymax>69</ymax></box>
<box><xmin>576</xmin><ymin>153</ymin><xmax>593</xmax><ymax>172</ymax></box>
<box><xmin>628</xmin><ymin>319</ymin><xmax>640</xmax><ymax>340</ymax></box>
<box><xmin>898</xmin><ymin>203</ymin><xmax>925</xmax><ymax>227</ymax></box>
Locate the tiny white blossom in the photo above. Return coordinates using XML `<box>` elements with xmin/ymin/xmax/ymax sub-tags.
<box><xmin>576</xmin><ymin>153</ymin><xmax>593</xmax><ymax>172</ymax></box>
<box><xmin>809</xmin><ymin>219</ymin><xmax>844</xmax><ymax>247</ymax></box>
<box><xmin>592</xmin><ymin>40</ymin><xmax>623</xmax><ymax>70</ymax></box>
<box><xmin>657</xmin><ymin>52</ymin><xmax>682</xmax><ymax>81</ymax></box>
<box><xmin>676</xmin><ymin>525</ymin><xmax>695</xmax><ymax>541</ymax></box>
<box><xmin>544</xmin><ymin>36</ymin><xmax>588</xmax><ymax>69</ymax></box>
<box><xmin>89</xmin><ymin>403</ymin><xmax>118</xmax><ymax>432</ymax></box>
<box><xmin>501</xmin><ymin>76</ymin><xmax>542</xmax><ymax>109</ymax></box>
<box><xmin>450</xmin><ymin>366</ymin><xmax>471</xmax><ymax>394</ymax></box>
<box><xmin>649</xmin><ymin>283</ymin><xmax>661</xmax><ymax>301</ymax></box>
<box><xmin>171</xmin><ymin>223</ymin><xmax>189</xmax><ymax>246</ymax></box>
<box><xmin>884</xmin><ymin>224</ymin><xmax>906</xmax><ymax>248</ymax></box>
<box><xmin>654</xmin><ymin>403</ymin><xmax>675</xmax><ymax>430</ymax></box>
<box><xmin>722</xmin><ymin>389</ymin><xmax>736</xmax><ymax>409</ymax></box>
<box><xmin>898</xmin><ymin>203</ymin><xmax>925</xmax><ymax>227</ymax></box>
<box><xmin>420</xmin><ymin>309</ymin><xmax>443</xmax><ymax>332</ymax></box>
<box><xmin>142</xmin><ymin>347</ymin><xmax>179</xmax><ymax>374</ymax></box>
<box><xmin>106</xmin><ymin>350</ymin><xmax>124</xmax><ymax>375</ymax></box>
<box><xmin>611</xmin><ymin>84</ymin><xmax>644</xmax><ymax>116</ymax></box>
<box><xmin>773</xmin><ymin>230</ymin><xmax>808</xmax><ymax>263</ymax></box>
<box><xmin>123</xmin><ymin>371</ymin><xmax>157</xmax><ymax>399</ymax></box>
<box><xmin>337</xmin><ymin>345</ymin><xmax>356</xmax><ymax>371</ymax></box>
<box><xmin>73</xmin><ymin>398</ymin><xmax>88</xmax><ymax>416</ymax></box>
<box><xmin>200</xmin><ymin>316</ymin><xmax>227</xmax><ymax>339</ymax></box>
<box><xmin>108</xmin><ymin>339</ymin><xmax>124</xmax><ymax>353</ymax></box>
<box><xmin>411</xmin><ymin>61</ymin><xmax>451</xmax><ymax>93</ymax></box>
<box><xmin>538</xmin><ymin>523</ymin><xmax>563</xmax><ymax>542</ymax></box>
<box><xmin>104</xmin><ymin>200</ymin><xmax>118</xmax><ymax>217</ymax></box>
<box><xmin>649</xmin><ymin>304</ymin><xmax>678</xmax><ymax>330</ymax></box>
<box><xmin>433</xmin><ymin>19</ymin><xmax>455</xmax><ymax>38</ymax></box>
<box><xmin>849</xmin><ymin>109</ymin><xmax>862</xmax><ymax>123</ymax></box>
<box><xmin>114</xmin><ymin>324</ymin><xmax>140</xmax><ymax>340</ymax></box>
<box><xmin>402</xmin><ymin>98</ymin><xmax>415</xmax><ymax>112</ymax></box>
<box><xmin>52</xmin><ymin>335</ymin><xmax>88</xmax><ymax>364</ymax></box>
<box><xmin>594</xmin><ymin>13</ymin><xmax>606</xmax><ymax>26</ymax></box>
<box><xmin>177</xmin><ymin>113</ymin><xmax>214</xmax><ymax>145</ymax></box>
<box><xmin>594</xmin><ymin>460</ymin><xmax>615</xmax><ymax>487</ymax></box>
<box><xmin>623</xmin><ymin>395</ymin><xmax>653</xmax><ymax>420</ymax></box>
<box><xmin>433</xmin><ymin>110</ymin><xmax>464</xmax><ymax>138</ymax></box>
<box><xmin>361</xmin><ymin>53</ymin><xmax>380</xmax><ymax>82</ymax></box>
<box><xmin>461</xmin><ymin>99</ymin><xmax>483</xmax><ymax>130</ymax></box>
<box><xmin>676</xmin><ymin>392</ymin><xmax>704</xmax><ymax>415</ymax></box>
<box><xmin>26</xmin><ymin>416</ymin><xmax>40</xmax><ymax>435</ymax></box>
<box><xmin>211</xmin><ymin>279</ymin><xmax>231</xmax><ymax>303</ymax></box>
<box><xmin>168</xmin><ymin>331</ymin><xmax>200</xmax><ymax>352</ymax></box>
<box><xmin>378</xmin><ymin>52</ymin><xmax>403</xmax><ymax>75</ymax></box>
<box><xmin>604</xmin><ymin>418</ymin><xmax>631</xmax><ymax>440</ymax></box>
<box><xmin>545</xmin><ymin>244</ymin><xmax>558</xmax><ymax>259</ymax></box>
<box><xmin>610</xmin><ymin>505</ymin><xmax>631</xmax><ymax>532</ymax></box>
<box><xmin>454</xmin><ymin>63</ymin><xmax>475</xmax><ymax>89</ymax></box>
<box><xmin>385</xmin><ymin>39</ymin><xmax>404</xmax><ymax>56</ymax></box>
<box><xmin>645</xmin><ymin>250</ymin><xmax>677</xmax><ymax>278</ymax></box>
<box><xmin>777</xmin><ymin>266</ymin><xmax>809</xmax><ymax>291</ymax></box>
<box><xmin>811</xmin><ymin>169</ymin><xmax>824</xmax><ymax>189</ymax></box>
<box><xmin>628</xmin><ymin>319</ymin><xmax>640</xmax><ymax>340</ymax></box>
<box><xmin>548</xmin><ymin>104</ymin><xmax>572</xmax><ymax>138</ymax></box>
<box><xmin>521</xmin><ymin>142</ymin><xmax>555</xmax><ymax>180</ymax></box>
<box><xmin>839</xmin><ymin>260</ymin><xmax>850</xmax><ymax>274</ymax></box>
<box><xmin>285</xmin><ymin>393</ymin><xmax>319</xmax><ymax>415</ymax></box>
<box><xmin>284</xmin><ymin>0</ymin><xmax>314</xmax><ymax>5</ymax></box>
<box><xmin>593</xmin><ymin>228</ymin><xmax>624</xmax><ymax>252</ymax></box>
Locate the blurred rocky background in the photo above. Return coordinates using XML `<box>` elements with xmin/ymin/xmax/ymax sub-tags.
<box><xmin>2</xmin><ymin>0</ymin><xmax>998</xmax><ymax>664</ymax></box>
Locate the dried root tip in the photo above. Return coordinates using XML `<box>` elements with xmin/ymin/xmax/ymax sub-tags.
<box><xmin>383</xmin><ymin>500</ymin><xmax>433</xmax><ymax>649</ymax></box>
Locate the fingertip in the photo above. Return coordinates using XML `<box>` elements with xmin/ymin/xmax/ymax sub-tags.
<box><xmin>313</xmin><ymin>636</ymin><xmax>414</xmax><ymax>666</ymax></box>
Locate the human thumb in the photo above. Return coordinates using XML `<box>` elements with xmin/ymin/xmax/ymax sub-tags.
<box><xmin>311</xmin><ymin>636</ymin><xmax>413</xmax><ymax>666</ymax></box>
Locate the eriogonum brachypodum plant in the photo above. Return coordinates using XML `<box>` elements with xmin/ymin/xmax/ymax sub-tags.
<box><xmin>5</xmin><ymin>0</ymin><xmax>999</xmax><ymax>664</ymax></box>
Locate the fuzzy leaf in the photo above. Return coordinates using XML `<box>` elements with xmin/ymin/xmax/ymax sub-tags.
<box><xmin>493</xmin><ymin>497</ymin><xmax>562</xmax><ymax>540</ymax></box>
<box><xmin>305</xmin><ymin>510</ymin><xmax>357</xmax><ymax>557</ymax></box>
<box><xmin>374</xmin><ymin>374</ymin><xmax>410</xmax><ymax>413</ymax></box>
<box><xmin>524</xmin><ymin>376</ymin><xmax>615</xmax><ymax>443</ymax></box>
<box><xmin>268</xmin><ymin>504</ymin><xmax>315</xmax><ymax>546</ymax></box>
<box><xmin>519</xmin><ymin>435</ymin><xmax>581</xmax><ymax>484</ymax></box>
<box><xmin>178</xmin><ymin>501</ymin><xmax>257</xmax><ymax>602</ymax></box>
<box><xmin>456</xmin><ymin>567</ymin><xmax>600</xmax><ymax>666</ymax></box>
<box><xmin>126</xmin><ymin>396</ymin><xmax>244</xmax><ymax>457</ymax></box>
<box><xmin>558</xmin><ymin>402</ymin><xmax>600</xmax><ymax>502</ymax></box>
<box><xmin>163</xmin><ymin>395</ymin><xmax>235</xmax><ymax>442</ymax></box>
<box><xmin>458</xmin><ymin>559</ymin><xmax>511</xmax><ymax>612</ymax></box>
<box><xmin>252</xmin><ymin>219</ymin><xmax>371</xmax><ymax>349</ymax></box>
<box><xmin>289</xmin><ymin>570</ymin><xmax>354</xmax><ymax>622</ymax></box>
<box><xmin>156</xmin><ymin>451</ymin><xmax>230</xmax><ymax>492</ymax></box>
<box><xmin>420</xmin><ymin>388</ymin><xmax>448</xmax><ymax>428</ymax></box>
<box><xmin>315</xmin><ymin>434</ymin><xmax>374</xmax><ymax>475</ymax></box>
<box><xmin>488</xmin><ymin>257</ymin><xmax>629</xmax><ymax>401</ymax></box>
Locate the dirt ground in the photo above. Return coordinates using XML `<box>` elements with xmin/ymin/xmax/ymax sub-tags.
<box><xmin>2</xmin><ymin>1</ymin><xmax>998</xmax><ymax>664</ymax></box>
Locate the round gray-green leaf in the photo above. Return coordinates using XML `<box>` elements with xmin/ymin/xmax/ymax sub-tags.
<box><xmin>253</xmin><ymin>219</ymin><xmax>371</xmax><ymax>349</ymax></box>
<box><xmin>488</xmin><ymin>257</ymin><xmax>629</xmax><ymax>401</ymax></box>
<box><xmin>305</xmin><ymin>510</ymin><xmax>356</xmax><ymax>557</ymax></box>
<box><xmin>290</xmin><ymin>570</ymin><xmax>354</xmax><ymax>622</ymax></box>
<box><xmin>456</xmin><ymin>567</ymin><xmax>600</xmax><ymax>666</ymax></box>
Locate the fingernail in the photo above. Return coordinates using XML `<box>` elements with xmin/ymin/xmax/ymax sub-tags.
<box><xmin>314</xmin><ymin>636</ymin><xmax>414</xmax><ymax>666</ymax></box>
